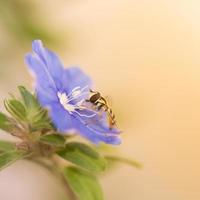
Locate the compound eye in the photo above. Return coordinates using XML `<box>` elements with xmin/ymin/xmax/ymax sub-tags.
<box><xmin>90</xmin><ymin>93</ymin><xmax>101</xmax><ymax>103</ymax></box>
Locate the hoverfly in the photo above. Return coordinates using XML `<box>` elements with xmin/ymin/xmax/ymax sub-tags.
<box><xmin>86</xmin><ymin>89</ymin><xmax>116</xmax><ymax>129</ymax></box>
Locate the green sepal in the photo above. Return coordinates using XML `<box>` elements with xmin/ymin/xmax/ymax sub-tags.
<box><xmin>4</xmin><ymin>99</ymin><xmax>27</xmax><ymax>121</ymax></box>
<box><xmin>39</xmin><ymin>133</ymin><xmax>66</xmax><ymax>147</ymax></box>
<box><xmin>31</xmin><ymin>108</ymin><xmax>49</xmax><ymax>123</ymax></box>
<box><xmin>18</xmin><ymin>86</ymin><xmax>39</xmax><ymax>110</ymax></box>
<box><xmin>57</xmin><ymin>142</ymin><xmax>107</xmax><ymax>172</ymax></box>
<box><xmin>18</xmin><ymin>86</ymin><xmax>52</xmax><ymax>131</ymax></box>
<box><xmin>28</xmin><ymin>108</ymin><xmax>52</xmax><ymax>131</ymax></box>
<box><xmin>0</xmin><ymin>141</ymin><xmax>16</xmax><ymax>152</ymax></box>
<box><xmin>63</xmin><ymin>166</ymin><xmax>103</xmax><ymax>200</ymax></box>
<box><xmin>105</xmin><ymin>155</ymin><xmax>142</xmax><ymax>169</ymax></box>
<box><xmin>18</xmin><ymin>86</ymin><xmax>51</xmax><ymax>127</ymax></box>
<box><xmin>0</xmin><ymin>112</ymin><xmax>13</xmax><ymax>132</ymax></box>
<box><xmin>0</xmin><ymin>150</ymin><xmax>28</xmax><ymax>171</ymax></box>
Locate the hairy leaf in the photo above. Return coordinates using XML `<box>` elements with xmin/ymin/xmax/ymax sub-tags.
<box><xmin>18</xmin><ymin>86</ymin><xmax>39</xmax><ymax>110</ymax></box>
<box><xmin>18</xmin><ymin>86</ymin><xmax>52</xmax><ymax>130</ymax></box>
<box><xmin>57</xmin><ymin>142</ymin><xmax>107</xmax><ymax>172</ymax></box>
<box><xmin>4</xmin><ymin>99</ymin><xmax>26</xmax><ymax>121</ymax></box>
<box><xmin>0</xmin><ymin>112</ymin><xmax>13</xmax><ymax>131</ymax></box>
<box><xmin>39</xmin><ymin>134</ymin><xmax>65</xmax><ymax>147</ymax></box>
<box><xmin>0</xmin><ymin>150</ymin><xmax>28</xmax><ymax>171</ymax></box>
<box><xmin>105</xmin><ymin>155</ymin><xmax>142</xmax><ymax>169</ymax></box>
<box><xmin>63</xmin><ymin>167</ymin><xmax>103</xmax><ymax>200</ymax></box>
<box><xmin>0</xmin><ymin>141</ymin><xmax>16</xmax><ymax>152</ymax></box>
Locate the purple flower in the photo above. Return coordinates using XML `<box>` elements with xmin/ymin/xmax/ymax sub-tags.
<box><xmin>25</xmin><ymin>40</ymin><xmax>121</xmax><ymax>145</ymax></box>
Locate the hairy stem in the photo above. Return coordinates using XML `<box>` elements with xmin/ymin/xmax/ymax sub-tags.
<box><xmin>51</xmin><ymin>156</ymin><xmax>77</xmax><ymax>200</ymax></box>
<box><xmin>27</xmin><ymin>157</ymin><xmax>76</xmax><ymax>200</ymax></box>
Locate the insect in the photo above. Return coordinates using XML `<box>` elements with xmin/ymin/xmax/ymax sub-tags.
<box><xmin>86</xmin><ymin>89</ymin><xmax>116</xmax><ymax>129</ymax></box>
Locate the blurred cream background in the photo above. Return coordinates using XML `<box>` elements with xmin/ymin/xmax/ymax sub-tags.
<box><xmin>0</xmin><ymin>0</ymin><xmax>200</xmax><ymax>199</ymax></box>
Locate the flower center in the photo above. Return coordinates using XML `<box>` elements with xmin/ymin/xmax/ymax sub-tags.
<box><xmin>57</xmin><ymin>92</ymin><xmax>75</xmax><ymax>112</ymax></box>
<box><xmin>57</xmin><ymin>86</ymin><xmax>97</xmax><ymax>118</ymax></box>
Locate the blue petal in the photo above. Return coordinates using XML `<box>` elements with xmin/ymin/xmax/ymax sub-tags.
<box><xmin>61</xmin><ymin>67</ymin><xmax>93</xmax><ymax>93</ymax></box>
<box><xmin>75</xmin><ymin>110</ymin><xmax>120</xmax><ymax>134</ymax></box>
<box><xmin>72</xmin><ymin>117</ymin><xmax>121</xmax><ymax>145</ymax></box>
<box><xmin>50</xmin><ymin>103</ymin><xmax>73</xmax><ymax>132</ymax></box>
<box><xmin>36</xmin><ymin>87</ymin><xmax>58</xmax><ymax>107</ymax></box>
<box><xmin>32</xmin><ymin>40</ymin><xmax>64</xmax><ymax>90</ymax></box>
<box><xmin>25</xmin><ymin>53</ymin><xmax>58</xmax><ymax>90</ymax></box>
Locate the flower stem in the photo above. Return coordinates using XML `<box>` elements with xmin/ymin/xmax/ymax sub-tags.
<box><xmin>51</xmin><ymin>156</ymin><xmax>77</xmax><ymax>200</ymax></box>
<box><xmin>27</xmin><ymin>157</ymin><xmax>76</xmax><ymax>200</ymax></box>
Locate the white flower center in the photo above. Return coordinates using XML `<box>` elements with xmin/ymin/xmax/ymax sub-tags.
<box><xmin>57</xmin><ymin>92</ymin><xmax>75</xmax><ymax>112</ymax></box>
<box><xmin>57</xmin><ymin>86</ymin><xmax>97</xmax><ymax>118</ymax></box>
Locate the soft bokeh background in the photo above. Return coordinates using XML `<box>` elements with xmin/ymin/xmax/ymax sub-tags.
<box><xmin>0</xmin><ymin>0</ymin><xmax>200</xmax><ymax>199</ymax></box>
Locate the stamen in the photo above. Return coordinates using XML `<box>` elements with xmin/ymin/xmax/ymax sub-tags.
<box><xmin>67</xmin><ymin>91</ymin><xmax>90</xmax><ymax>103</ymax></box>
<box><xmin>80</xmin><ymin>85</ymin><xmax>89</xmax><ymax>92</ymax></box>
<box><xmin>72</xmin><ymin>86</ymin><xmax>81</xmax><ymax>92</ymax></box>
<box><xmin>76</xmin><ymin>99</ymin><xmax>85</xmax><ymax>106</ymax></box>
<box><xmin>73</xmin><ymin>110</ymin><xmax>97</xmax><ymax>118</ymax></box>
<box><xmin>76</xmin><ymin>106</ymin><xmax>99</xmax><ymax>115</ymax></box>
<box><xmin>67</xmin><ymin>85</ymin><xmax>89</xmax><ymax>99</ymax></box>
<box><xmin>67</xmin><ymin>86</ymin><xmax>81</xmax><ymax>97</ymax></box>
<box><xmin>57</xmin><ymin>85</ymin><xmax>98</xmax><ymax>119</ymax></box>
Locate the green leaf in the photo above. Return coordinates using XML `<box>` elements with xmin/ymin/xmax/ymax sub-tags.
<box><xmin>31</xmin><ymin>108</ymin><xmax>51</xmax><ymax>125</ymax></box>
<box><xmin>39</xmin><ymin>134</ymin><xmax>65</xmax><ymax>147</ymax></box>
<box><xmin>105</xmin><ymin>155</ymin><xmax>142</xmax><ymax>169</ymax></box>
<box><xmin>0</xmin><ymin>112</ymin><xmax>13</xmax><ymax>131</ymax></box>
<box><xmin>0</xmin><ymin>141</ymin><xmax>16</xmax><ymax>152</ymax></box>
<box><xmin>29</xmin><ymin>108</ymin><xmax>52</xmax><ymax>131</ymax></box>
<box><xmin>57</xmin><ymin>142</ymin><xmax>107</xmax><ymax>172</ymax></box>
<box><xmin>63</xmin><ymin>167</ymin><xmax>103</xmax><ymax>200</ymax></box>
<box><xmin>18</xmin><ymin>86</ymin><xmax>39</xmax><ymax>110</ymax></box>
<box><xmin>32</xmin><ymin>108</ymin><xmax>48</xmax><ymax>122</ymax></box>
<box><xmin>18</xmin><ymin>86</ymin><xmax>52</xmax><ymax>130</ymax></box>
<box><xmin>0</xmin><ymin>150</ymin><xmax>27</xmax><ymax>171</ymax></box>
<box><xmin>4</xmin><ymin>99</ymin><xmax>26</xmax><ymax>121</ymax></box>
<box><xmin>29</xmin><ymin>121</ymin><xmax>52</xmax><ymax>132</ymax></box>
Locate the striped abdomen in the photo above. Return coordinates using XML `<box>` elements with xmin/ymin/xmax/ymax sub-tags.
<box><xmin>95</xmin><ymin>99</ymin><xmax>116</xmax><ymax>128</ymax></box>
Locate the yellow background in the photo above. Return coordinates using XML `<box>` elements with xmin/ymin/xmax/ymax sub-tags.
<box><xmin>0</xmin><ymin>1</ymin><xmax>200</xmax><ymax>199</ymax></box>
